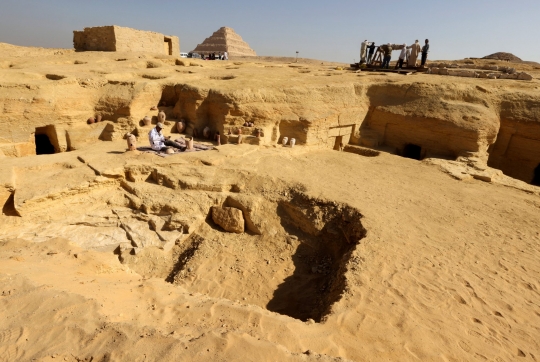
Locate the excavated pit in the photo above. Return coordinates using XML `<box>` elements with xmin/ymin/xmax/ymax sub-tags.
<box><xmin>165</xmin><ymin>191</ymin><xmax>366</xmax><ymax>323</ymax></box>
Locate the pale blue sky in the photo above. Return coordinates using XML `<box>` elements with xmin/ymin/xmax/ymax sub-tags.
<box><xmin>0</xmin><ymin>0</ymin><xmax>539</xmax><ymax>63</ymax></box>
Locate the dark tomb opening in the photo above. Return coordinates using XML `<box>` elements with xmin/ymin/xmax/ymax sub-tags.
<box><xmin>333</xmin><ymin>136</ymin><xmax>343</xmax><ymax>151</ymax></box>
<box><xmin>403</xmin><ymin>143</ymin><xmax>422</xmax><ymax>160</ymax></box>
<box><xmin>164</xmin><ymin>37</ymin><xmax>173</xmax><ymax>55</ymax></box>
<box><xmin>2</xmin><ymin>192</ymin><xmax>19</xmax><ymax>217</ymax></box>
<box><xmin>35</xmin><ymin>133</ymin><xmax>55</xmax><ymax>155</ymax></box>
<box><xmin>532</xmin><ymin>164</ymin><xmax>540</xmax><ymax>186</ymax></box>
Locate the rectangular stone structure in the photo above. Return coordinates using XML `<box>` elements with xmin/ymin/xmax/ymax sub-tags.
<box><xmin>73</xmin><ymin>25</ymin><xmax>179</xmax><ymax>56</ymax></box>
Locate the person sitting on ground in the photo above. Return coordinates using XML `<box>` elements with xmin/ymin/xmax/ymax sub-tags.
<box><xmin>148</xmin><ymin>122</ymin><xmax>186</xmax><ymax>152</ymax></box>
<box><xmin>395</xmin><ymin>44</ymin><xmax>407</xmax><ymax>69</ymax></box>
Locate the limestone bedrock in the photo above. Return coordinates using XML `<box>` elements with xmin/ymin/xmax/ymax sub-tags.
<box><xmin>1</xmin><ymin>42</ymin><xmax>539</xmax><ymax>186</ymax></box>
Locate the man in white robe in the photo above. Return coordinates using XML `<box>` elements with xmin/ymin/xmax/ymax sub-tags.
<box><xmin>148</xmin><ymin>122</ymin><xmax>185</xmax><ymax>152</ymax></box>
<box><xmin>407</xmin><ymin>40</ymin><xmax>421</xmax><ymax>67</ymax></box>
<box><xmin>360</xmin><ymin>40</ymin><xmax>369</xmax><ymax>64</ymax></box>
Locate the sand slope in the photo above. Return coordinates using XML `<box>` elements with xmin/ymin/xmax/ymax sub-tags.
<box><xmin>1</xmin><ymin>142</ymin><xmax>539</xmax><ymax>361</ymax></box>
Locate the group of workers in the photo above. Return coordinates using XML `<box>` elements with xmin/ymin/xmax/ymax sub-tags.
<box><xmin>360</xmin><ymin>39</ymin><xmax>430</xmax><ymax>69</ymax></box>
<box><xmin>202</xmin><ymin>52</ymin><xmax>228</xmax><ymax>60</ymax></box>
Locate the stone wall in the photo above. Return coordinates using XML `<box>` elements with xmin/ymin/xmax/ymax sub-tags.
<box><xmin>488</xmin><ymin>91</ymin><xmax>540</xmax><ymax>183</ymax></box>
<box><xmin>73</xmin><ymin>26</ymin><xmax>179</xmax><ymax>56</ymax></box>
<box><xmin>73</xmin><ymin>26</ymin><xmax>116</xmax><ymax>52</ymax></box>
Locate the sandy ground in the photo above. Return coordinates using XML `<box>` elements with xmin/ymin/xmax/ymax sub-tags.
<box><xmin>1</xmin><ymin>139</ymin><xmax>539</xmax><ymax>361</ymax></box>
<box><xmin>1</xmin><ymin>41</ymin><xmax>540</xmax><ymax>362</ymax></box>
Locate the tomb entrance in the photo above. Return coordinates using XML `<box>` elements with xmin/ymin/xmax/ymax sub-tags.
<box><xmin>333</xmin><ymin>136</ymin><xmax>343</xmax><ymax>151</ymax></box>
<box><xmin>403</xmin><ymin>143</ymin><xmax>422</xmax><ymax>160</ymax></box>
<box><xmin>164</xmin><ymin>37</ymin><xmax>173</xmax><ymax>55</ymax></box>
<box><xmin>34</xmin><ymin>125</ymin><xmax>60</xmax><ymax>155</ymax></box>
<box><xmin>532</xmin><ymin>163</ymin><xmax>540</xmax><ymax>186</ymax></box>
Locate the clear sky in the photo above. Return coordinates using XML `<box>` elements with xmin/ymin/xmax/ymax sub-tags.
<box><xmin>1</xmin><ymin>0</ymin><xmax>539</xmax><ymax>63</ymax></box>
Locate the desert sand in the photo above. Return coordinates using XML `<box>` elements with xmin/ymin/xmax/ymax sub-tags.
<box><xmin>1</xmin><ymin>43</ymin><xmax>540</xmax><ymax>362</ymax></box>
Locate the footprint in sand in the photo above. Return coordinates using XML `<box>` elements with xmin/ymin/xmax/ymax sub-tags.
<box><xmin>452</xmin><ymin>293</ymin><xmax>467</xmax><ymax>305</ymax></box>
<box><xmin>458</xmin><ymin>340</ymin><xmax>472</xmax><ymax>353</ymax></box>
<box><xmin>467</xmin><ymin>329</ymin><xmax>501</xmax><ymax>347</ymax></box>
<box><xmin>0</xmin><ymin>327</ymin><xmax>27</xmax><ymax>361</ymax></box>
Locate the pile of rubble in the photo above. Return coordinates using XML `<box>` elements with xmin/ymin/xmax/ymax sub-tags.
<box><xmin>427</xmin><ymin>62</ymin><xmax>533</xmax><ymax>80</ymax></box>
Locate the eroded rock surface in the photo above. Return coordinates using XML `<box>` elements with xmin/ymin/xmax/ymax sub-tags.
<box><xmin>1</xmin><ymin>42</ymin><xmax>539</xmax><ymax>184</ymax></box>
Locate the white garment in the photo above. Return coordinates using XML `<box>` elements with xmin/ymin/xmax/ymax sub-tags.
<box><xmin>223</xmin><ymin>52</ymin><xmax>228</xmax><ymax>60</ymax></box>
<box><xmin>360</xmin><ymin>41</ymin><xmax>369</xmax><ymax>62</ymax></box>
<box><xmin>399</xmin><ymin>45</ymin><xmax>407</xmax><ymax>60</ymax></box>
<box><xmin>148</xmin><ymin>127</ymin><xmax>165</xmax><ymax>151</ymax></box>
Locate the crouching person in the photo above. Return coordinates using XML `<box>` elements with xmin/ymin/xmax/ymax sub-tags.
<box><xmin>148</xmin><ymin>122</ymin><xmax>185</xmax><ymax>152</ymax></box>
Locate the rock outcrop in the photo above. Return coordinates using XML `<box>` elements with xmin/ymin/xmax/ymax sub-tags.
<box><xmin>482</xmin><ymin>52</ymin><xmax>522</xmax><ymax>61</ymax></box>
<box><xmin>192</xmin><ymin>27</ymin><xmax>256</xmax><ymax>56</ymax></box>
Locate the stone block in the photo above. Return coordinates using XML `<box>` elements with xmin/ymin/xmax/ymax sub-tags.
<box><xmin>327</xmin><ymin>127</ymin><xmax>340</xmax><ymax>137</ymax></box>
<box><xmin>438</xmin><ymin>68</ymin><xmax>449</xmax><ymax>75</ymax></box>
<box><xmin>225</xmin><ymin>194</ymin><xmax>266</xmax><ymax>235</ymax></box>
<box><xmin>518</xmin><ymin>72</ymin><xmax>533</xmax><ymax>81</ymax></box>
<box><xmin>211</xmin><ymin>206</ymin><xmax>244</xmax><ymax>233</ymax></box>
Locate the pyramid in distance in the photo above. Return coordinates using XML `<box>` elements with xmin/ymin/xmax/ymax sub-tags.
<box><xmin>192</xmin><ymin>27</ymin><xmax>256</xmax><ymax>57</ymax></box>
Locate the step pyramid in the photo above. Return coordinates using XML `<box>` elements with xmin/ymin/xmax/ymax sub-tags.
<box><xmin>192</xmin><ymin>27</ymin><xmax>256</xmax><ymax>57</ymax></box>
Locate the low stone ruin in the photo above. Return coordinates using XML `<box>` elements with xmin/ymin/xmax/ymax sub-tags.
<box><xmin>427</xmin><ymin>62</ymin><xmax>533</xmax><ymax>80</ymax></box>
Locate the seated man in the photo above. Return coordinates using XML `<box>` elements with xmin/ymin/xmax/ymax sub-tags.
<box><xmin>148</xmin><ymin>122</ymin><xmax>186</xmax><ymax>152</ymax></box>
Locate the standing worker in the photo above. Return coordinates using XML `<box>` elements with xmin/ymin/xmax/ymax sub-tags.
<box><xmin>407</xmin><ymin>40</ymin><xmax>421</xmax><ymax>67</ymax></box>
<box><xmin>367</xmin><ymin>42</ymin><xmax>376</xmax><ymax>64</ymax></box>
<box><xmin>381</xmin><ymin>43</ymin><xmax>393</xmax><ymax>69</ymax></box>
<box><xmin>360</xmin><ymin>40</ymin><xmax>369</xmax><ymax>64</ymax></box>
<box><xmin>395</xmin><ymin>44</ymin><xmax>407</xmax><ymax>69</ymax></box>
<box><xmin>421</xmin><ymin>39</ymin><xmax>430</xmax><ymax>67</ymax></box>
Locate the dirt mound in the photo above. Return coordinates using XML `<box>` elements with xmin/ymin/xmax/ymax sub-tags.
<box><xmin>482</xmin><ymin>52</ymin><xmax>522</xmax><ymax>61</ymax></box>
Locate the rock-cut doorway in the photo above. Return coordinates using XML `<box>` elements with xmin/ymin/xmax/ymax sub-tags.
<box><xmin>164</xmin><ymin>37</ymin><xmax>173</xmax><ymax>55</ymax></box>
<box><xmin>532</xmin><ymin>163</ymin><xmax>540</xmax><ymax>186</ymax></box>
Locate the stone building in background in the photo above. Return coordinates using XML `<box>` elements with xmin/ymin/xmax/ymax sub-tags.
<box><xmin>73</xmin><ymin>25</ymin><xmax>179</xmax><ymax>56</ymax></box>
<box><xmin>192</xmin><ymin>27</ymin><xmax>256</xmax><ymax>57</ymax></box>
